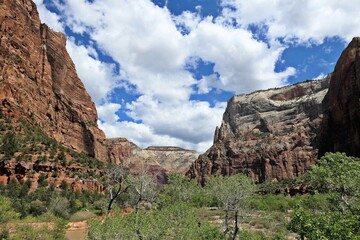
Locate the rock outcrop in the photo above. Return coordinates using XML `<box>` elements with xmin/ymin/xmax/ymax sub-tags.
<box><xmin>319</xmin><ymin>37</ymin><xmax>360</xmax><ymax>157</ymax></box>
<box><xmin>129</xmin><ymin>146</ymin><xmax>199</xmax><ymax>174</ymax></box>
<box><xmin>0</xmin><ymin>159</ymin><xmax>104</xmax><ymax>192</ymax></box>
<box><xmin>0</xmin><ymin>0</ymin><xmax>198</xmax><ymax>176</ymax></box>
<box><xmin>187</xmin><ymin>78</ymin><xmax>330</xmax><ymax>183</ymax></box>
<box><xmin>0</xmin><ymin>0</ymin><xmax>107</xmax><ymax>159</ymax></box>
<box><xmin>105</xmin><ymin>138</ymin><xmax>199</xmax><ymax>174</ymax></box>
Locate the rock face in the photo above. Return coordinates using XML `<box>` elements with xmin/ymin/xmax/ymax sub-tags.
<box><xmin>319</xmin><ymin>37</ymin><xmax>360</xmax><ymax>157</ymax></box>
<box><xmin>187</xmin><ymin>78</ymin><xmax>330</xmax><ymax>183</ymax></box>
<box><xmin>0</xmin><ymin>0</ymin><xmax>107</xmax><ymax>159</ymax></box>
<box><xmin>106</xmin><ymin>138</ymin><xmax>199</xmax><ymax>174</ymax></box>
<box><xmin>129</xmin><ymin>146</ymin><xmax>199</xmax><ymax>174</ymax></box>
<box><xmin>0</xmin><ymin>160</ymin><xmax>104</xmax><ymax>192</ymax></box>
<box><xmin>0</xmin><ymin>0</ymin><xmax>198</xmax><ymax>175</ymax></box>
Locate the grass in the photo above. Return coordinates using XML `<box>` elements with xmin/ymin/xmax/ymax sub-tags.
<box><xmin>69</xmin><ymin>211</ymin><xmax>97</xmax><ymax>222</ymax></box>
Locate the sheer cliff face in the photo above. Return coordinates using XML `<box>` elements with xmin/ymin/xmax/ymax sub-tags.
<box><xmin>0</xmin><ymin>0</ymin><xmax>107</xmax><ymax>158</ymax></box>
<box><xmin>187</xmin><ymin>78</ymin><xmax>330</xmax><ymax>183</ymax></box>
<box><xmin>0</xmin><ymin>0</ymin><xmax>197</xmax><ymax>171</ymax></box>
<box><xmin>319</xmin><ymin>37</ymin><xmax>360</xmax><ymax>157</ymax></box>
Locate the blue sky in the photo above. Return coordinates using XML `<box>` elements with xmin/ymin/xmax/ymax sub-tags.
<box><xmin>33</xmin><ymin>0</ymin><xmax>359</xmax><ymax>152</ymax></box>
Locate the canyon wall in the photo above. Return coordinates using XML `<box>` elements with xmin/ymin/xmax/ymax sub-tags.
<box><xmin>0</xmin><ymin>0</ymin><xmax>107</xmax><ymax>159</ymax></box>
<box><xmin>319</xmin><ymin>37</ymin><xmax>360</xmax><ymax>157</ymax></box>
<box><xmin>188</xmin><ymin>37</ymin><xmax>360</xmax><ymax>183</ymax></box>
<box><xmin>187</xmin><ymin>78</ymin><xmax>330</xmax><ymax>183</ymax></box>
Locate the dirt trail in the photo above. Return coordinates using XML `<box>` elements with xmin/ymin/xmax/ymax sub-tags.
<box><xmin>65</xmin><ymin>221</ymin><xmax>88</xmax><ymax>240</ymax></box>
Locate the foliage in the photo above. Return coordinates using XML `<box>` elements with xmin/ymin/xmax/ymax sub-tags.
<box><xmin>207</xmin><ymin>174</ymin><xmax>256</xmax><ymax>239</ymax></box>
<box><xmin>1</xmin><ymin>132</ymin><xmax>17</xmax><ymax>159</ymax></box>
<box><xmin>10</xmin><ymin>215</ymin><xmax>66</xmax><ymax>240</ymax></box>
<box><xmin>159</xmin><ymin>173</ymin><xmax>217</xmax><ymax>208</ymax></box>
<box><xmin>0</xmin><ymin>195</ymin><xmax>19</xmax><ymax>223</ymax></box>
<box><xmin>208</xmin><ymin>174</ymin><xmax>256</xmax><ymax>212</ymax></box>
<box><xmin>127</xmin><ymin>173</ymin><xmax>159</xmax><ymax>212</ymax></box>
<box><xmin>288</xmin><ymin>152</ymin><xmax>360</xmax><ymax>239</ymax></box>
<box><xmin>306</xmin><ymin>152</ymin><xmax>360</xmax><ymax>214</ymax></box>
<box><xmin>88</xmin><ymin>202</ymin><xmax>222</xmax><ymax>240</ymax></box>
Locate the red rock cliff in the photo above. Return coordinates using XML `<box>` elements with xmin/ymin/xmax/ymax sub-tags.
<box><xmin>319</xmin><ymin>37</ymin><xmax>360</xmax><ymax>157</ymax></box>
<box><xmin>0</xmin><ymin>0</ymin><xmax>108</xmax><ymax>159</ymax></box>
<box><xmin>0</xmin><ymin>0</ymin><xmax>198</xmax><ymax>172</ymax></box>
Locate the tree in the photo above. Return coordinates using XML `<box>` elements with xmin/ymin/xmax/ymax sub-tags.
<box><xmin>1</xmin><ymin>132</ymin><xmax>17</xmax><ymax>159</ymax></box>
<box><xmin>0</xmin><ymin>195</ymin><xmax>19</xmax><ymax>223</ymax></box>
<box><xmin>49</xmin><ymin>196</ymin><xmax>70</xmax><ymax>219</ymax></box>
<box><xmin>105</xmin><ymin>164</ymin><xmax>130</xmax><ymax>217</ymax></box>
<box><xmin>88</xmin><ymin>202</ymin><xmax>223</xmax><ymax>240</ymax></box>
<box><xmin>127</xmin><ymin>172</ymin><xmax>159</xmax><ymax>240</ymax></box>
<box><xmin>289</xmin><ymin>152</ymin><xmax>360</xmax><ymax>239</ymax></box>
<box><xmin>208</xmin><ymin>174</ymin><xmax>256</xmax><ymax>240</ymax></box>
<box><xmin>307</xmin><ymin>152</ymin><xmax>359</xmax><ymax>215</ymax></box>
<box><xmin>127</xmin><ymin>173</ymin><xmax>159</xmax><ymax>213</ymax></box>
<box><xmin>160</xmin><ymin>173</ymin><xmax>216</xmax><ymax>208</ymax></box>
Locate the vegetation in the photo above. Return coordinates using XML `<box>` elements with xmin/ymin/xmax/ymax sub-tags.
<box><xmin>1</xmin><ymin>114</ymin><xmax>359</xmax><ymax>239</ymax></box>
<box><xmin>207</xmin><ymin>174</ymin><xmax>256</xmax><ymax>239</ymax></box>
<box><xmin>288</xmin><ymin>152</ymin><xmax>360</xmax><ymax>239</ymax></box>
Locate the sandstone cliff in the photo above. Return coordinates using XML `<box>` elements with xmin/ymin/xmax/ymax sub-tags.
<box><xmin>0</xmin><ymin>0</ymin><xmax>198</xmax><ymax>180</ymax></box>
<box><xmin>0</xmin><ymin>0</ymin><xmax>107</xmax><ymax>159</ymax></box>
<box><xmin>106</xmin><ymin>138</ymin><xmax>199</xmax><ymax>174</ymax></box>
<box><xmin>187</xmin><ymin>78</ymin><xmax>330</xmax><ymax>183</ymax></box>
<box><xmin>319</xmin><ymin>37</ymin><xmax>360</xmax><ymax>157</ymax></box>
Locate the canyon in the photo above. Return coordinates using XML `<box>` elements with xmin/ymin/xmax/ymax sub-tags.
<box><xmin>0</xmin><ymin>0</ymin><xmax>197</xmax><ymax>187</ymax></box>
<box><xmin>1</xmin><ymin>0</ymin><xmax>360</xmax><ymax>187</ymax></box>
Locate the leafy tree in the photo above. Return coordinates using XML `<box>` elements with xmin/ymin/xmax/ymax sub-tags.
<box><xmin>37</xmin><ymin>173</ymin><xmax>48</xmax><ymax>187</ymax></box>
<box><xmin>0</xmin><ymin>195</ymin><xmax>19</xmax><ymax>223</ymax></box>
<box><xmin>289</xmin><ymin>152</ymin><xmax>360</xmax><ymax>239</ymax></box>
<box><xmin>208</xmin><ymin>174</ymin><xmax>256</xmax><ymax>240</ymax></box>
<box><xmin>29</xmin><ymin>200</ymin><xmax>47</xmax><ymax>217</ymax></box>
<box><xmin>160</xmin><ymin>173</ymin><xmax>216</xmax><ymax>208</ymax></box>
<box><xmin>1</xmin><ymin>132</ymin><xmax>17</xmax><ymax>159</ymax></box>
<box><xmin>88</xmin><ymin>202</ymin><xmax>222</xmax><ymax>240</ymax></box>
<box><xmin>307</xmin><ymin>152</ymin><xmax>359</xmax><ymax>214</ymax></box>
<box><xmin>49</xmin><ymin>196</ymin><xmax>70</xmax><ymax>219</ymax></box>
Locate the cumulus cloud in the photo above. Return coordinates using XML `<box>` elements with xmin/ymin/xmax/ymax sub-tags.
<box><xmin>66</xmin><ymin>38</ymin><xmax>120</xmax><ymax>104</ymax></box>
<box><xmin>220</xmin><ymin>0</ymin><xmax>360</xmax><ymax>43</ymax></box>
<box><xmin>97</xmin><ymin>103</ymin><xmax>121</xmax><ymax>124</ymax></box>
<box><xmin>33</xmin><ymin>0</ymin><xmax>63</xmax><ymax>32</ymax></box>
<box><xmin>34</xmin><ymin>0</ymin><xmax>358</xmax><ymax>152</ymax></box>
<box><xmin>184</xmin><ymin>17</ymin><xmax>296</xmax><ymax>94</ymax></box>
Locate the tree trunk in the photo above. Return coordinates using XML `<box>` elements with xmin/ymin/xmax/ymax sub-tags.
<box><xmin>224</xmin><ymin>209</ymin><xmax>229</xmax><ymax>239</ymax></box>
<box><xmin>106</xmin><ymin>185</ymin><xmax>128</xmax><ymax>219</ymax></box>
<box><xmin>232</xmin><ymin>210</ymin><xmax>239</xmax><ymax>240</ymax></box>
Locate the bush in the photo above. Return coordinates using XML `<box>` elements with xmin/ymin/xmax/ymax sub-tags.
<box><xmin>29</xmin><ymin>200</ymin><xmax>47</xmax><ymax>217</ymax></box>
<box><xmin>49</xmin><ymin>197</ymin><xmax>70</xmax><ymax>219</ymax></box>
<box><xmin>1</xmin><ymin>132</ymin><xmax>17</xmax><ymax>158</ymax></box>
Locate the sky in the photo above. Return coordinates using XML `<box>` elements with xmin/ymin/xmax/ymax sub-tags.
<box><xmin>32</xmin><ymin>0</ymin><xmax>360</xmax><ymax>153</ymax></box>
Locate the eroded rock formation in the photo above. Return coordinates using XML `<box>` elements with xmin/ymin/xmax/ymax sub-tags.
<box><xmin>0</xmin><ymin>0</ymin><xmax>198</xmax><ymax>182</ymax></box>
<box><xmin>187</xmin><ymin>78</ymin><xmax>330</xmax><ymax>183</ymax></box>
<box><xmin>0</xmin><ymin>0</ymin><xmax>107</xmax><ymax>159</ymax></box>
<box><xmin>319</xmin><ymin>37</ymin><xmax>360</xmax><ymax>157</ymax></box>
<box><xmin>128</xmin><ymin>146</ymin><xmax>199</xmax><ymax>174</ymax></box>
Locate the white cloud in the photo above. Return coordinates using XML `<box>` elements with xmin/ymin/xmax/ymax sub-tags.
<box><xmin>126</xmin><ymin>95</ymin><xmax>226</xmax><ymax>144</ymax></box>
<box><xmin>97</xmin><ymin>103</ymin><xmax>121</xmax><ymax>124</ymax></box>
<box><xmin>34</xmin><ymin>0</ymin><xmax>359</xmax><ymax>152</ymax></box>
<box><xmin>313</xmin><ymin>73</ymin><xmax>326</xmax><ymax>80</ymax></box>
<box><xmin>220</xmin><ymin>0</ymin><xmax>360</xmax><ymax>43</ymax></box>
<box><xmin>66</xmin><ymin>38</ymin><xmax>120</xmax><ymax>104</ymax></box>
<box><xmin>33</xmin><ymin>0</ymin><xmax>63</xmax><ymax>32</ymax></box>
<box><xmin>185</xmin><ymin>18</ymin><xmax>296</xmax><ymax>94</ymax></box>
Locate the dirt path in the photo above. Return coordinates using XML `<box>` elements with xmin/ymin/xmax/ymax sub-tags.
<box><xmin>65</xmin><ymin>221</ymin><xmax>88</xmax><ymax>240</ymax></box>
